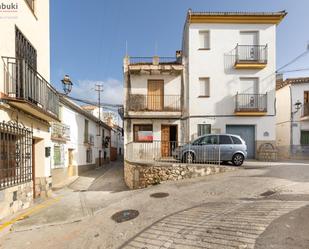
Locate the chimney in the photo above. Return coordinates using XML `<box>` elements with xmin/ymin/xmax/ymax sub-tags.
<box><xmin>276</xmin><ymin>73</ymin><xmax>284</xmax><ymax>89</ymax></box>
<box><xmin>176</xmin><ymin>50</ymin><xmax>182</xmax><ymax>63</ymax></box>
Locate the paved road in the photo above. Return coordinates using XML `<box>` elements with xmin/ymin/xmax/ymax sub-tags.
<box><xmin>0</xmin><ymin>160</ymin><xmax>309</xmax><ymax>249</ymax></box>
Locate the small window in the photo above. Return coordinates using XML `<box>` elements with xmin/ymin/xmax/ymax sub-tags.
<box><xmin>219</xmin><ymin>135</ymin><xmax>233</xmax><ymax>145</ymax></box>
<box><xmin>86</xmin><ymin>149</ymin><xmax>92</xmax><ymax>163</ymax></box>
<box><xmin>199</xmin><ymin>31</ymin><xmax>210</xmax><ymax>49</ymax></box>
<box><xmin>231</xmin><ymin>136</ymin><xmax>242</xmax><ymax>144</ymax></box>
<box><xmin>199</xmin><ymin>78</ymin><xmax>210</xmax><ymax>97</ymax></box>
<box><xmin>84</xmin><ymin>119</ymin><xmax>89</xmax><ymax>142</ymax></box>
<box><xmin>133</xmin><ymin>124</ymin><xmax>153</xmax><ymax>142</ymax></box>
<box><xmin>197</xmin><ymin>124</ymin><xmax>211</xmax><ymax>137</ymax></box>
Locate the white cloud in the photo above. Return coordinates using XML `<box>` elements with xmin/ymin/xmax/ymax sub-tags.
<box><xmin>72</xmin><ymin>78</ymin><xmax>123</xmax><ymax>105</ymax></box>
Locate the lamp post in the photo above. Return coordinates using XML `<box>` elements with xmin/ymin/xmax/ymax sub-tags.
<box><xmin>61</xmin><ymin>75</ymin><xmax>73</xmax><ymax>95</ymax></box>
<box><xmin>290</xmin><ymin>100</ymin><xmax>303</xmax><ymax>154</ymax></box>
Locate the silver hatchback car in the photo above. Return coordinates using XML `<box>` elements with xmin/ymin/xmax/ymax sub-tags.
<box><xmin>172</xmin><ymin>134</ymin><xmax>247</xmax><ymax>166</ymax></box>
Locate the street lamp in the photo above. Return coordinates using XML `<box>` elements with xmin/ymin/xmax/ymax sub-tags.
<box><xmin>61</xmin><ymin>75</ymin><xmax>73</xmax><ymax>95</ymax></box>
<box><xmin>294</xmin><ymin>100</ymin><xmax>302</xmax><ymax>113</ymax></box>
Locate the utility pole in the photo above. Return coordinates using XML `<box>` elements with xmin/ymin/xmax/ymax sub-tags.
<box><xmin>95</xmin><ymin>84</ymin><xmax>104</xmax><ymax>169</ymax></box>
<box><xmin>95</xmin><ymin>84</ymin><xmax>104</xmax><ymax>135</ymax></box>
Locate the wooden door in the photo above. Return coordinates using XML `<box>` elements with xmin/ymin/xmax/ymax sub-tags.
<box><xmin>68</xmin><ymin>149</ymin><xmax>73</xmax><ymax>166</ymax></box>
<box><xmin>161</xmin><ymin>125</ymin><xmax>170</xmax><ymax>158</ymax></box>
<box><xmin>148</xmin><ymin>80</ymin><xmax>163</xmax><ymax>111</ymax></box>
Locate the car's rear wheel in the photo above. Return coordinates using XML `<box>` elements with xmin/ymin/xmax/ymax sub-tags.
<box><xmin>182</xmin><ymin>152</ymin><xmax>195</xmax><ymax>164</ymax></box>
<box><xmin>232</xmin><ymin>153</ymin><xmax>244</xmax><ymax>166</ymax></box>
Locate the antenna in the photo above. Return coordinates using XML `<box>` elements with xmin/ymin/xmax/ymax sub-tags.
<box><xmin>125</xmin><ymin>40</ymin><xmax>128</xmax><ymax>56</ymax></box>
<box><xmin>155</xmin><ymin>41</ymin><xmax>158</xmax><ymax>56</ymax></box>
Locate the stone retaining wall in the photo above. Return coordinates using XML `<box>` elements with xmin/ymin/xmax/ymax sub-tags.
<box><xmin>124</xmin><ymin>160</ymin><xmax>237</xmax><ymax>189</ymax></box>
<box><xmin>0</xmin><ymin>182</ymin><xmax>33</xmax><ymax>220</ymax></box>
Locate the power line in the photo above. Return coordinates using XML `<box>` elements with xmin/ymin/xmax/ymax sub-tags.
<box><xmin>276</xmin><ymin>47</ymin><xmax>309</xmax><ymax>73</ymax></box>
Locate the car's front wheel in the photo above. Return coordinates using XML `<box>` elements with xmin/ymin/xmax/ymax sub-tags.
<box><xmin>182</xmin><ymin>152</ymin><xmax>195</xmax><ymax>164</ymax></box>
<box><xmin>232</xmin><ymin>153</ymin><xmax>244</xmax><ymax>166</ymax></box>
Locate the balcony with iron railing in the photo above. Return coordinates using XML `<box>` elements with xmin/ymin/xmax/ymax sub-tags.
<box><xmin>127</xmin><ymin>94</ymin><xmax>181</xmax><ymax>115</ymax></box>
<box><xmin>235</xmin><ymin>93</ymin><xmax>268</xmax><ymax>115</ymax></box>
<box><xmin>234</xmin><ymin>45</ymin><xmax>268</xmax><ymax>69</ymax></box>
<box><xmin>51</xmin><ymin>122</ymin><xmax>70</xmax><ymax>141</ymax></box>
<box><xmin>2</xmin><ymin>57</ymin><xmax>59</xmax><ymax>122</ymax></box>
<box><xmin>84</xmin><ymin>134</ymin><xmax>95</xmax><ymax>145</ymax></box>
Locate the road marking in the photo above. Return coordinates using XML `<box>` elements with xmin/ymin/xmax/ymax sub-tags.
<box><xmin>0</xmin><ymin>196</ymin><xmax>61</xmax><ymax>232</ymax></box>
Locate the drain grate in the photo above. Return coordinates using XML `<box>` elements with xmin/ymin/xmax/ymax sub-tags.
<box><xmin>150</xmin><ymin>192</ymin><xmax>169</xmax><ymax>198</ymax></box>
<box><xmin>111</xmin><ymin>210</ymin><xmax>139</xmax><ymax>223</ymax></box>
<box><xmin>260</xmin><ymin>190</ymin><xmax>276</xmax><ymax>197</ymax></box>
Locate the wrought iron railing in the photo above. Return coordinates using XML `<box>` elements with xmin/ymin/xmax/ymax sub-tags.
<box><xmin>302</xmin><ymin>102</ymin><xmax>309</xmax><ymax>117</ymax></box>
<box><xmin>2</xmin><ymin>56</ymin><xmax>59</xmax><ymax>117</ymax></box>
<box><xmin>235</xmin><ymin>45</ymin><xmax>268</xmax><ymax>64</ymax></box>
<box><xmin>127</xmin><ymin>94</ymin><xmax>181</xmax><ymax>112</ymax></box>
<box><xmin>128</xmin><ymin>56</ymin><xmax>180</xmax><ymax>65</ymax></box>
<box><xmin>51</xmin><ymin>122</ymin><xmax>70</xmax><ymax>140</ymax></box>
<box><xmin>84</xmin><ymin>134</ymin><xmax>95</xmax><ymax>145</ymax></box>
<box><xmin>125</xmin><ymin>140</ymin><xmax>222</xmax><ymax>165</ymax></box>
<box><xmin>0</xmin><ymin>121</ymin><xmax>33</xmax><ymax>190</ymax></box>
<box><xmin>235</xmin><ymin>93</ymin><xmax>267</xmax><ymax>112</ymax></box>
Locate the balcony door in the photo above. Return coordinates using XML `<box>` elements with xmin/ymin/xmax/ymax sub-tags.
<box><xmin>239</xmin><ymin>31</ymin><xmax>259</xmax><ymax>61</ymax></box>
<box><xmin>148</xmin><ymin>80</ymin><xmax>164</xmax><ymax>111</ymax></box>
<box><xmin>239</xmin><ymin>78</ymin><xmax>260</xmax><ymax>110</ymax></box>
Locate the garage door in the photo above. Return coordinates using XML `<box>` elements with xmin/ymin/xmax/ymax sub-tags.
<box><xmin>226</xmin><ymin>125</ymin><xmax>255</xmax><ymax>159</ymax></box>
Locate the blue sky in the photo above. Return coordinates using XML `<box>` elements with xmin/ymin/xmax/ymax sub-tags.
<box><xmin>50</xmin><ymin>0</ymin><xmax>309</xmax><ymax>104</ymax></box>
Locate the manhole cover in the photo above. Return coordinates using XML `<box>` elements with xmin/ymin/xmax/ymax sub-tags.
<box><xmin>260</xmin><ymin>190</ymin><xmax>276</xmax><ymax>197</ymax></box>
<box><xmin>150</xmin><ymin>192</ymin><xmax>169</xmax><ymax>198</ymax></box>
<box><xmin>111</xmin><ymin>210</ymin><xmax>139</xmax><ymax>223</ymax></box>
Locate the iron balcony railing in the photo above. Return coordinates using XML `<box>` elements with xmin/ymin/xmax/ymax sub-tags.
<box><xmin>2</xmin><ymin>56</ymin><xmax>59</xmax><ymax>117</ymax></box>
<box><xmin>125</xmin><ymin>140</ymin><xmax>222</xmax><ymax>165</ymax></box>
<box><xmin>51</xmin><ymin>122</ymin><xmax>70</xmax><ymax>140</ymax></box>
<box><xmin>235</xmin><ymin>44</ymin><xmax>268</xmax><ymax>64</ymax></box>
<box><xmin>302</xmin><ymin>102</ymin><xmax>309</xmax><ymax>117</ymax></box>
<box><xmin>235</xmin><ymin>93</ymin><xmax>267</xmax><ymax>112</ymax></box>
<box><xmin>128</xmin><ymin>94</ymin><xmax>181</xmax><ymax>112</ymax></box>
<box><xmin>128</xmin><ymin>56</ymin><xmax>180</xmax><ymax>65</ymax></box>
<box><xmin>84</xmin><ymin>134</ymin><xmax>95</xmax><ymax>145</ymax></box>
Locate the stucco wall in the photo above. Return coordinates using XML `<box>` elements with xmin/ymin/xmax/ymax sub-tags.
<box><xmin>130</xmin><ymin>74</ymin><xmax>181</xmax><ymax>96</ymax></box>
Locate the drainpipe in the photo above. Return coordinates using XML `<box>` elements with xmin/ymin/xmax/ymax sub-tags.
<box><xmin>289</xmin><ymin>85</ymin><xmax>293</xmax><ymax>154</ymax></box>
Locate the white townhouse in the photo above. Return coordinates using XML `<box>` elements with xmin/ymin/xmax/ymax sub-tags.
<box><xmin>0</xmin><ymin>0</ymin><xmax>59</xmax><ymax>218</ymax></box>
<box><xmin>81</xmin><ymin>105</ymin><xmax>124</xmax><ymax>161</ymax></box>
<box><xmin>50</xmin><ymin>97</ymin><xmax>111</xmax><ymax>186</ymax></box>
<box><xmin>276</xmin><ymin>77</ymin><xmax>309</xmax><ymax>159</ymax></box>
<box><xmin>124</xmin><ymin>10</ymin><xmax>286</xmax><ymax>161</ymax></box>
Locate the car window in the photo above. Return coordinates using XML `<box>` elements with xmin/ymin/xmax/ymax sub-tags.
<box><xmin>192</xmin><ymin>137</ymin><xmax>203</xmax><ymax>145</ymax></box>
<box><xmin>219</xmin><ymin>135</ymin><xmax>233</xmax><ymax>145</ymax></box>
<box><xmin>200</xmin><ymin>135</ymin><xmax>218</xmax><ymax>145</ymax></box>
<box><xmin>231</xmin><ymin>136</ymin><xmax>242</xmax><ymax>144</ymax></box>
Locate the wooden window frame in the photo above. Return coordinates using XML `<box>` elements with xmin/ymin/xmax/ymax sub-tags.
<box><xmin>133</xmin><ymin>124</ymin><xmax>153</xmax><ymax>143</ymax></box>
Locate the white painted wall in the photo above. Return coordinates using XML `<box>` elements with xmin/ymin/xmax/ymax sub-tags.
<box><xmin>51</xmin><ymin>102</ymin><xmax>111</xmax><ymax>170</ymax></box>
<box><xmin>130</xmin><ymin>74</ymin><xmax>181</xmax><ymax>96</ymax></box>
<box><xmin>276</xmin><ymin>83</ymin><xmax>309</xmax><ymax>147</ymax></box>
<box><xmin>182</xmin><ymin>22</ymin><xmax>277</xmax><ymax>142</ymax></box>
<box><xmin>0</xmin><ymin>1</ymin><xmax>51</xmax><ymax>178</ymax></box>
<box><xmin>0</xmin><ymin>0</ymin><xmax>50</xmax><ymax>93</ymax></box>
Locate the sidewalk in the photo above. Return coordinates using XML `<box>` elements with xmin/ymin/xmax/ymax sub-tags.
<box><xmin>0</xmin><ymin>160</ymin><xmax>128</xmax><ymax>233</ymax></box>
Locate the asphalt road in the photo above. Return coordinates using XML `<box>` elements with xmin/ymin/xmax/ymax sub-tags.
<box><xmin>0</xmin><ymin>160</ymin><xmax>309</xmax><ymax>249</ymax></box>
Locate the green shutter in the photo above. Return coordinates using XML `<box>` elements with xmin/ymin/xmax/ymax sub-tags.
<box><xmin>301</xmin><ymin>131</ymin><xmax>309</xmax><ymax>145</ymax></box>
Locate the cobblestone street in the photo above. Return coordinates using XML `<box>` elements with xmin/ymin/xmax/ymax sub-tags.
<box><xmin>1</xmin><ymin>160</ymin><xmax>309</xmax><ymax>249</ymax></box>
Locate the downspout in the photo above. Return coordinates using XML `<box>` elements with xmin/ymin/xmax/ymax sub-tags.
<box><xmin>289</xmin><ymin>85</ymin><xmax>293</xmax><ymax>151</ymax></box>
